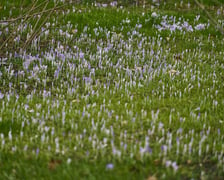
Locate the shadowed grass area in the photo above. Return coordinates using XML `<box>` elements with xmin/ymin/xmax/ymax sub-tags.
<box><xmin>0</xmin><ymin>152</ymin><xmax>222</xmax><ymax>180</ymax></box>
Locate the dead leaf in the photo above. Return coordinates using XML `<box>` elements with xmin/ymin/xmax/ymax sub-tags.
<box><xmin>154</xmin><ymin>159</ymin><xmax>160</xmax><ymax>165</ymax></box>
<box><xmin>168</xmin><ymin>69</ymin><xmax>179</xmax><ymax>75</ymax></box>
<box><xmin>135</xmin><ymin>66</ymin><xmax>142</xmax><ymax>71</ymax></box>
<box><xmin>187</xmin><ymin>159</ymin><xmax>192</xmax><ymax>164</ymax></box>
<box><xmin>72</xmin><ymin>99</ymin><xmax>79</xmax><ymax>103</ymax></box>
<box><xmin>12</xmin><ymin>169</ymin><xmax>16</xmax><ymax>174</ymax></box>
<box><xmin>174</xmin><ymin>54</ymin><xmax>182</xmax><ymax>60</ymax></box>
<box><xmin>48</xmin><ymin>159</ymin><xmax>62</xmax><ymax>170</ymax></box>
<box><xmin>169</xmin><ymin>69</ymin><xmax>177</xmax><ymax>73</ymax></box>
<box><xmin>121</xmin><ymin>120</ymin><xmax>128</xmax><ymax>125</ymax></box>
<box><xmin>147</xmin><ymin>176</ymin><xmax>157</xmax><ymax>180</ymax></box>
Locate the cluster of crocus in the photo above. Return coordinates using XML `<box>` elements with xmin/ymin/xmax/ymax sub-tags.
<box><xmin>0</xmin><ymin>3</ymin><xmax>224</xmax><ymax>176</ymax></box>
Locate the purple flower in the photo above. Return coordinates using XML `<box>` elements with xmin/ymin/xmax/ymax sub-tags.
<box><xmin>166</xmin><ymin>160</ymin><xmax>171</xmax><ymax>167</ymax></box>
<box><xmin>146</xmin><ymin>146</ymin><xmax>152</xmax><ymax>154</ymax></box>
<box><xmin>101</xmin><ymin>3</ymin><xmax>107</xmax><ymax>7</ymax></box>
<box><xmin>177</xmin><ymin>128</ymin><xmax>183</xmax><ymax>134</ymax></box>
<box><xmin>110</xmin><ymin>1</ymin><xmax>117</xmax><ymax>7</ymax></box>
<box><xmin>195</xmin><ymin>23</ymin><xmax>206</xmax><ymax>30</ymax></box>
<box><xmin>172</xmin><ymin>162</ymin><xmax>178</xmax><ymax>171</ymax></box>
<box><xmin>0</xmin><ymin>92</ymin><xmax>4</xmax><ymax>99</ymax></box>
<box><xmin>58</xmin><ymin>53</ymin><xmax>65</xmax><ymax>60</ymax></box>
<box><xmin>79</xmin><ymin>51</ymin><xmax>84</xmax><ymax>59</ymax></box>
<box><xmin>136</xmin><ymin>24</ymin><xmax>142</xmax><ymax>29</ymax></box>
<box><xmin>218</xmin><ymin>129</ymin><xmax>220</xmax><ymax>135</ymax></box>
<box><xmin>106</xmin><ymin>163</ymin><xmax>114</xmax><ymax>170</ymax></box>
<box><xmin>36</xmin><ymin>148</ymin><xmax>39</xmax><ymax>155</ymax></box>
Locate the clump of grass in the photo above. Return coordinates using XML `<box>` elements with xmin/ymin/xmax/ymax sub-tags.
<box><xmin>0</xmin><ymin>0</ymin><xmax>68</xmax><ymax>58</ymax></box>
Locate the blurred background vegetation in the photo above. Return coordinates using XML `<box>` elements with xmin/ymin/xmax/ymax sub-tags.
<box><xmin>0</xmin><ymin>0</ymin><xmax>223</xmax><ymax>58</ymax></box>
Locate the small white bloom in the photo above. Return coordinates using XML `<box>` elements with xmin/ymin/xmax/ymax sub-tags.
<box><xmin>67</xmin><ymin>158</ymin><xmax>72</xmax><ymax>164</ymax></box>
<box><xmin>151</xmin><ymin>12</ymin><xmax>158</xmax><ymax>18</ymax></box>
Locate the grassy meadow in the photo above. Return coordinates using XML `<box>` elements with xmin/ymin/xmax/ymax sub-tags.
<box><xmin>0</xmin><ymin>0</ymin><xmax>224</xmax><ymax>179</ymax></box>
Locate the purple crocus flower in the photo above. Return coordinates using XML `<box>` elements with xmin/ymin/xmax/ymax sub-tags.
<box><xmin>106</xmin><ymin>163</ymin><xmax>114</xmax><ymax>170</ymax></box>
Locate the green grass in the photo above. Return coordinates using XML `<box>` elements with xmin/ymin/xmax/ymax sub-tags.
<box><xmin>0</xmin><ymin>0</ymin><xmax>224</xmax><ymax>179</ymax></box>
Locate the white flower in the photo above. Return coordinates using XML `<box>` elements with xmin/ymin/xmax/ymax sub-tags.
<box><xmin>67</xmin><ymin>158</ymin><xmax>72</xmax><ymax>164</ymax></box>
<box><xmin>151</xmin><ymin>12</ymin><xmax>158</xmax><ymax>18</ymax></box>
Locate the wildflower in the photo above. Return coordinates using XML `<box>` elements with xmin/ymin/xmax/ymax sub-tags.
<box><xmin>136</xmin><ymin>24</ymin><xmax>142</xmax><ymax>29</ymax></box>
<box><xmin>110</xmin><ymin>1</ymin><xmax>117</xmax><ymax>7</ymax></box>
<box><xmin>0</xmin><ymin>92</ymin><xmax>4</xmax><ymax>99</ymax></box>
<box><xmin>218</xmin><ymin>128</ymin><xmax>220</xmax><ymax>135</ymax></box>
<box><xmin>102</xmin><ymin>4</ymin><xmax>108</xmax><ymax>8</ymax></box>
<box><xmin>106</xmin><ymin>163</ymin><xmax>114</xmax><ymax>170</ymax></box>
<box><xmin>36</xmin><ymin>148</ymin><xmax>39</xmax><ymax>156</ymax></box>
<box><xmin>172</xmin><ymin>162</ymin><xmax>178</xmax><ymax>171</ymax></box>
<box><xmin>165</xmin><ymin>160</ymin><xmax>172</xmax><ymax>167</ymax></box>
<box><xmin>72</xmin><ymin>29</ymin><xmax>78</xmax><ymax>34</ymax></box>
<box><xmin>79</xmin><ymin>51</ymin><xmax>84</xmax><ymax>59</ymax></box>
<box><xmin>195</xmin><ymin>24</ymin><xmax>206</xmax><ymax>30</ymax></box>
<box><xmin>151</xmin><ymin>12</ymin><xmax>158</xmax><ymax>18</ymax></box>
<box><xmin>67</xmin><ymin>158</ymin><xmax>72</xmax><ymax>164</ymax></box>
